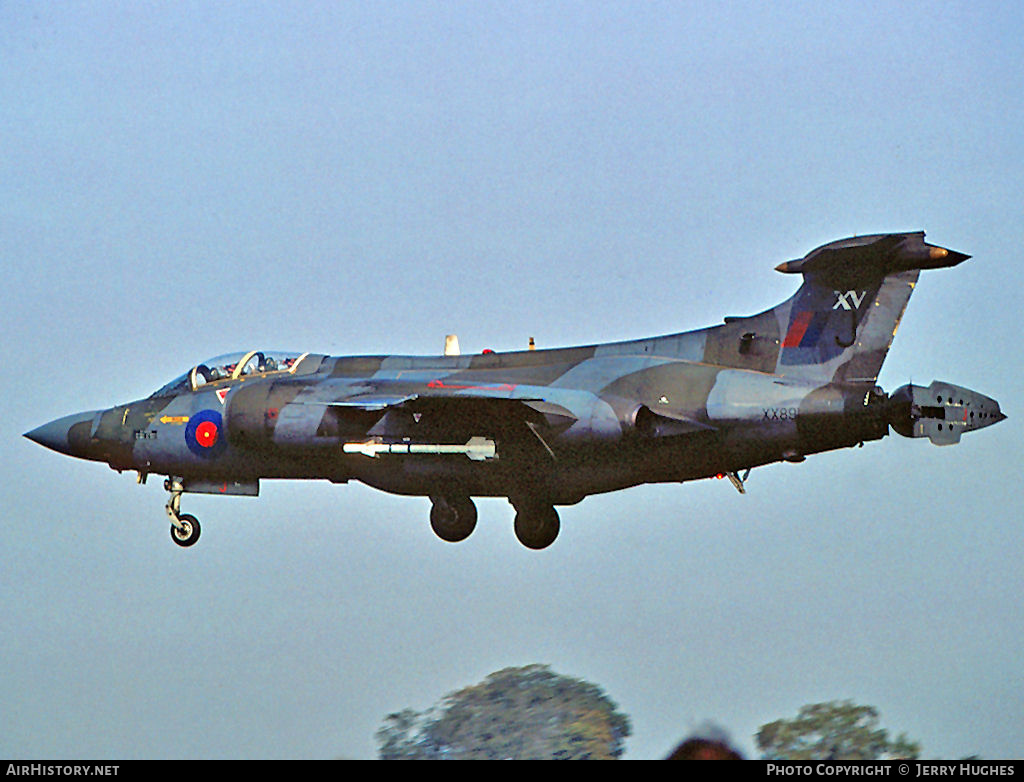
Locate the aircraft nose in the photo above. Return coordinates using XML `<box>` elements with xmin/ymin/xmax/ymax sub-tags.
<box><xmin>24</xmin><ymin>410</ymin><xmax>99</xmax><ymax>457</ymax></box>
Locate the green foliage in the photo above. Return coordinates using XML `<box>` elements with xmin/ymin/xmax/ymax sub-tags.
<box><xmin>756</xmin><ymin>700</ymin><xmax>921</xmax><ymax>760</ymax></box>
<box><xmin>375</xmin><ymin>664</ymin><xmax>631</xmax><ymax>760</ymax></box>
<box><xmin>375</xmin><ymin>708</ymin><xmax>430</xmax><ymax>760</ymax></box>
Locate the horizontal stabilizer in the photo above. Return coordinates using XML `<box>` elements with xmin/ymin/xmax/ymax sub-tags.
<box><xmin>775</xmin><ymin>232</ymin><xmax>969</xmax><ymax>285</ymax></box>
<box><xmin>888</xmin><ymin>381</ymin><xmax>1005</xmax><ymax>445</ymax></box>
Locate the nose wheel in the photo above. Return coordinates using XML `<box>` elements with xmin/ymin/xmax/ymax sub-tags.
<box><xmin>165</xmin><ymin>479</ymin><xmax>201</xmax><ymax>547</ymax></box>
<box><xmin>170</xmin><ymin>513</ymin><xmax>201</xmax><ymax>547</ymax></box>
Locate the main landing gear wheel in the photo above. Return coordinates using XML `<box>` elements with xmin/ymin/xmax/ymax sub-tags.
<box><xmin>429</xmin><ymin>496</ymin><xmax>478</xmax><ymax>543</ymax></box>
<box><xmin>513</xmin><ymin>502</ymin><xmax>560</xmax><ymax>550</ymax></box>
<box><xmin>170</xmin><ymin>513</ymin><xmax>201</xmax><ymax>547</ymax></box>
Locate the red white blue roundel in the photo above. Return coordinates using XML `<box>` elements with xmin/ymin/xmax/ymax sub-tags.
<box><xmin>185</xmin><ymin>410</ymin><xmax>225</xmax><ymax>458</ymax></box>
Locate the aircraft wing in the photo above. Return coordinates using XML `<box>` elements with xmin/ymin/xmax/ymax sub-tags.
<box><xmin>285</xmin><ymin>374</ymin><xmax>715</xmax><ymax>452</ymax></box>
<box><xmin>323</xmin><ymin>392</ymin><xmax>420</xmax><ymax>410</ymax></box>
<box><xmin>320</xmin><ymin>390</ymin><xmax>577</xmax><ymax>422</ymax></box>
<box><xmin>301</xmin><ymin>378</ymin><xmax>579</xmax><ymax>425</ymax></box>
<box><xmin>286</xmin><ymin>378</ymin><xmax>587</xmax><ymax>456</ymax></box>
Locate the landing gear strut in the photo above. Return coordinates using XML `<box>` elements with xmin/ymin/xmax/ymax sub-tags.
<box><xmin>429</xmin><ymin>495</ymin><xmax>477</xmax><ymax>543</ymax></box>
<box><xmin>512</xmin><ymin>499</ymin><xmax>560</xmax><ymax>550</ymax></box>
<box><xmin>165</xmin><ymin>478</ymin><xmax>201</xmax><ymax>547</ymax></box>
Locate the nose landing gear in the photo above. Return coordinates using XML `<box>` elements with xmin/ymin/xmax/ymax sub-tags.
<box><xmin>165</xmin><ymin>478</ymin><xmax>201</xmax><ymax>547</ymax></box>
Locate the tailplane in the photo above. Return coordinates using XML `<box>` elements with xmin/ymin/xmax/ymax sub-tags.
<box><xmin>771</xmin><ymin>232</ymin><xmax>969</xmax><ymax>385</ymax></box>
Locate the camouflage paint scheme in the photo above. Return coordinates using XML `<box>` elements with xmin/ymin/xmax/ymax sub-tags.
<box><xmin>26</xmin><ymin>232</ymin><xmax>1006</xmax><ymax>549</ymax></box>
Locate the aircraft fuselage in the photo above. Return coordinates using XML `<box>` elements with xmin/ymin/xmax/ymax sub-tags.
<box><xmin>25</xmin><ymin>233</ymin><xmax>1006</xmax><ymax>548</ymax></box>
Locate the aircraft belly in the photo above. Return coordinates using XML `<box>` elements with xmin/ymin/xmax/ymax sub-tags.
<box><xmin>343</xmin><ymin>434</ymin><xmax>730</xmax><ymax>501</ymax></box>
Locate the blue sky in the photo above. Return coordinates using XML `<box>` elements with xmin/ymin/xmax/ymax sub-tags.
<box><xmin>2</xmin><ymin>1</ymin><xmax>1021</xmax><ymax>759</ymax></box>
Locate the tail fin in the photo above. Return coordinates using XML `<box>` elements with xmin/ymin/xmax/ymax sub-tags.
<box><xmin>771</xmin><ymin>232</ymin><xmax>969</xmax><ymax>385</ymax></box>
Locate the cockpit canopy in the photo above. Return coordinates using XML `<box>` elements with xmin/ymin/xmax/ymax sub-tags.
<box><xmin>152</xmin><ymin>350</ymin><xmax>313</xmax><ymax>397</ymax></box>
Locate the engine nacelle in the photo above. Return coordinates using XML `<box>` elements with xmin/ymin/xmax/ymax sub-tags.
<box><xmin>225</xmin><ymin>379</ymin><xmax>303</xmax><ymax>449</ymax></box>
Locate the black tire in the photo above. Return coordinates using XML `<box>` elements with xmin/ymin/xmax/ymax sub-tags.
<box><xmin>170</xmin><ymin>513</ymin><xmax>201</xmax><ymax>547</ymax></box>
<box><xmin>429</xmin><ymin>496</ymin><xmax>477</xmax><ymax>543</ymax></box>
<box><xmin>513</xmin><ymin>504</ymin><xmax>560</xmax><ymax>550</ymax></box>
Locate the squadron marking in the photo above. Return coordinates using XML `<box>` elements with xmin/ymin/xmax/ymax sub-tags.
<box><xmin>833</xmin><ymin>290</ymin><xmax>867</xmax><ymax>310</ymax></box>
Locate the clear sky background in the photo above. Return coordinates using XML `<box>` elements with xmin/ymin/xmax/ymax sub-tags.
<box><xmin>2</xmin><ymin>1</ymin><xmax>1021</xmax><ymax>760</ymax></box>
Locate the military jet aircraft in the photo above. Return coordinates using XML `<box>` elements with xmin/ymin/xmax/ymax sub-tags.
<box><xmin>25</xmin><ymin>232</ymin><xmax>1005</xmax><ymax>549</ymax></box>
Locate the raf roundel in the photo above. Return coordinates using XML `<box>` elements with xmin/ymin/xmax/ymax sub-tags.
<box><xmin>185</xmin><ymin>410</ymin><xmax>226</xmax><ymax>458</ymax></box>
<box><xmin>195</xmin><ymin>420</ymin><xmax>218</xmax><ymax>447</ymax></box>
